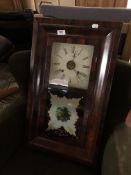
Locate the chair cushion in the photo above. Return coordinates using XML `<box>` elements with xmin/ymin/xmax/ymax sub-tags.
<box><xmin>9</xmin><ymin>50</ymin><xmax>31</xmax><ymax>98</ymax></box>
<box><xmin>0</xmin><ymin>63</ymin><xmax>19</xmax><ymax>113</ymax></box>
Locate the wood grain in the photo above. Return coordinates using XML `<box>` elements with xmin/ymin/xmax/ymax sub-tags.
<box><xmin>122</xmin><ymin>23</ymin><xmax>130</xmax><ymax>33</ymax></box>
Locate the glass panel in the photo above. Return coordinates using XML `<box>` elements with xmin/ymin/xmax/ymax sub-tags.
<box><xmin>44</xmin><ymin>42</ymin><xmax>94</xmax><ymax>139</ymax></box>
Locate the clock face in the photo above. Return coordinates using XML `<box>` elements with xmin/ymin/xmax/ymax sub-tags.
<box><xmin>49</xmin><ymin>42</ymin><xmax>94</xmax><ymax>89</ymax></box>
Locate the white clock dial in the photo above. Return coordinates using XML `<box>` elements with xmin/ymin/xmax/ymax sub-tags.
<box><xmin>49</xmin><ymin>42</ymin><xmax>94</xmax><ymax>89</ymax></box>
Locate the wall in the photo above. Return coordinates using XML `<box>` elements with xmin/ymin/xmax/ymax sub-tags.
<box><xmin>22</xmin><ymin>0</ymin><xmax>36</xmax><ymax>10</ymax></box>
<box><xmin>24</xmin><ymin>0</ymin><xmax>127</xmax><ymax>9</ymax></box>
<box><xmin>76</xmin><ymin>0</ymin><xmax>127</xmax><ymax>7</ymax></box>
<box><xmin>0</xmin><ymin>0</ymin><xmax>15</xmax><ymax>11</ymax></box>
<box><xmin>0</xmin><ymin>0</ymin><xmax>128</xmax><ymax>11</ymax></box>
<box><xmin>35</xmin><ymin>0</ymin><xmax>75</xmax><ymax>12</ymax></box>
<box><xmin>0</xmin><ymin>0</ymin><xmax>24</xmax><ymax>11</ymax></box>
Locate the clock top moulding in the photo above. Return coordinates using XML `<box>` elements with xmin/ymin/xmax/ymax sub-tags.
<box><xmin>40</xmin><ymin>5</ymin><xmax>131</xmax><ymax>22</ymax></box>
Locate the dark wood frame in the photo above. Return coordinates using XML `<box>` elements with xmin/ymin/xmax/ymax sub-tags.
<box><xmin>27</xmin><ymin>15</ymin><xmax>122</xmax><ymax>166</ymax></box>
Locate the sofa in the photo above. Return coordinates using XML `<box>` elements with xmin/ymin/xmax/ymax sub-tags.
<box><xmin>0</xmin><ymin>35</ymin><xmax>26</xmax><ymax>169</ymax></box>
<box><xmin>0</xmin><ymin>9</ymin><xmax>33</xmax><ymax>170</ymax></box>
<box><xmin>0</xmin><ymin>35</ymin><xmax>19</xmax><ymax>114</ymax></box>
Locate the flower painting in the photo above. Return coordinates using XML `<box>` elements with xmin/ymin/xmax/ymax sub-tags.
<box><xmin>48</xmin><ymin>94</ymin><xmax>81</xmax><ymax>136</ymax></box>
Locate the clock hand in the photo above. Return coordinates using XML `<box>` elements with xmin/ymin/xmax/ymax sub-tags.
<box><xmin>73</xmin><ymin>69</ymin><xmax>81</xmax><ymax>81</ymax></box>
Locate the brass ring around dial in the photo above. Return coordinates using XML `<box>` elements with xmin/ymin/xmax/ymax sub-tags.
<box><xmin>67</xmin><ymin>60</ymin><xmax>76</xmax><ymax>70</ymax></box>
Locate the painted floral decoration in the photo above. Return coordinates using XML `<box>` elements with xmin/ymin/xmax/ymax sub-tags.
<box><xmin>48</xmin><ymin>93</ymin><xmax>81</xmax><ymax>136</ymax></box>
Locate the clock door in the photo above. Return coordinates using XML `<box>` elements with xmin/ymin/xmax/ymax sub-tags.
<box><xmin>27</xmin><ymin>16</ymin><xmax>122</xmax><ymax>166</ymax></box>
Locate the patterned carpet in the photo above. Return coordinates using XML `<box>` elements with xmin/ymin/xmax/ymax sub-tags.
<box><xmin>0</xmin><ymin>63</ymin><xmax>19</xmax><ymax>112</ymax></box>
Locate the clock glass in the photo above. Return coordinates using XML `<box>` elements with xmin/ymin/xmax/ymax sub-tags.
<box><xmin>49</xmin><ymin>42</ymin><xmax>94</xmax><ymax>89</ymax></box>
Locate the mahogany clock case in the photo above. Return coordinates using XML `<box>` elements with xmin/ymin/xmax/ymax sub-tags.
<box><xmin>27</xmin><ymin>16</ymin><xmax>122</xmax><ymax>166</ymax></box>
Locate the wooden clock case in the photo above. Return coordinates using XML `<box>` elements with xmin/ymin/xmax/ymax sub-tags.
<box><xmin>27</xmin><ymin>15</ymin><xmax>122</xmax><ymax>166</ymax></box>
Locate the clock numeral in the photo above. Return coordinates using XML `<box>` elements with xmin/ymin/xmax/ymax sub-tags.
<box><xmin>83</xmin><ymin>65</ymin><xmax>90</xmax><ymax>68</ymax></box>
<box><xmin>53</xmin><ymin>62</ymin><xmax>60</xmax><ymax>65</ymax></box>
<box><xmin>63</xmin><ymin>48</ymin><xmax>68</xmax><ymax>55</ymax></box>
<box><xmin>77</xmin><ymin>71</ymin><xmax>87</xmax><ymax>78</ymax></box>
<box><xmin>71</xmin><ymin>46</ymin><xmax>77</xmax><ymax>58</ymax></box>
<box><xmin>55</xmin><ymin>69</ymin><xmax>64</xmax><ymax>73</ymax></box>
<box><xmin>56</xmin><ymin>54</ymin><xmax>63</xmax><ymax>59</ymax></box>
<box><xmin>82</xmin><ymin>57</ymin><xmax>89</xmax><ymax>60</ymax></box>
<box><xmin>71</xmin><ymin>46</ymin><xmax>75</xmax><ymax>53</ymax></box>
<box><xmin>69</xmin><ymin>79</ymin><xmax>72</xmax><ymax>83</ymax></box>
<box><xmin>61</xmin><ymin>74</ymin><xmax>65</xmax><ymax>79</ymax></box>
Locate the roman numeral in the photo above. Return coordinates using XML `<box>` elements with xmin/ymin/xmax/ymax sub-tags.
<box><xmin>82</xmin><ymin>57</ymin><xmax>88</xmax><ymax>60</ymax></box>
<box><xmin>53</xmin><ymin>62</ymin><xmax>60</xmax><ymax>65</ymax></box>
<box><xmin>71</xmin><ymin>46</ymin><xmax>77</xmax><ymax>58</ymax></box>
<box><xmin>71</xmin><ymin>46</ymin><xmax>75</xmax><ymax>53</ymax></box>
<box><xmin>83</xmin><ymin>65</ymin><xmax>90</xmax><ymax>68</ymax></box>
<box><xmin>63</xmin><ymin>48</ymin><xmax>68</xmax><ymax>55</ymax></box>
<box><xmin>56</xmin><ymin>55</ymin><xmax>63</xmax><ymax>59</ymax></box>
<box><xmin>55</xmin><ymin>69</ymin><xmax>64</xmax><ymax>73</ymax></box>
<box><xmin>77</xmin><ymin>71</ymin><xmax>87</xmax><ymax>78</ymax></box>
<box><xmin>69</xmin><ymin>79</ymin><xmax>72</xmax><ymax>83</ymax></box>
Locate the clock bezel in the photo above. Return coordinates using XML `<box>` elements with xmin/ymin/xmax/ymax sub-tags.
<box><xmin>27</xmin><ymin>16</ymin><xmax>122</xmax><ymax>166</ymax></box>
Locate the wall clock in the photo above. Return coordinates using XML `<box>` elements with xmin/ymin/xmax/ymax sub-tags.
<box><xmin>27</xmin><ymin>15</ymin><xmax>122</xmax><ymax>166</ymax></box>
